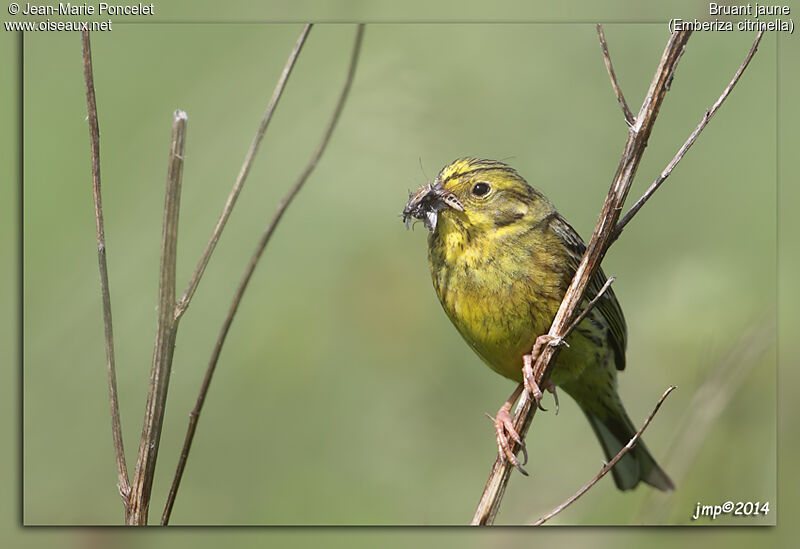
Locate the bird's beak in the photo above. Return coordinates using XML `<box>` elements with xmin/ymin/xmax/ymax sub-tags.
<box><xmin>402</xmin><ymin>182</ymin><xmax>464</xmax><ymax>232</ymax></box>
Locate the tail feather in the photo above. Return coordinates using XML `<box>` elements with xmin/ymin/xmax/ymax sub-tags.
<box><xmin>582</xmin><ymin>408</ymin><xmax>674</xmax><ymax>492</ymax></box>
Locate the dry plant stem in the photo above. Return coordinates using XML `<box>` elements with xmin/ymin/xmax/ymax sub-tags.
<box><xmin>637</xmin><ymin>318</ymin><xmax>775</xmax><ymax>523</ymax></box>
<box><xmin>532</xmin><ymin>386</ymin><xmax>677</xmax><ymax>526</ymax></box>
<box><xmin>474</xmin><ymin>27</ymin><xmax>764</xmax><ymax>525</ymax></box>
<box><xmin>160</xmin><ymin>24</ymin><xmax>365</xmax><ymax>526</ymax></box>
<box><xmin>596</xmin><ymin>25</ymin><xmax>634</xmax><ymax>126</ymax></box>
<box><xmin>471</xmin><ymin>29</ymin><xmax>694</xmax><ymax>526</ymax></box>
<box><xmin>614</xmin><ymin>30</ymin><xmax>764</xmax><ymax>242</ymax></box>
<box><xmin>174</xmin><ymin>23</ymin><xmax>312</xmax><ymax>320</ymax></box>
<box><xmin>81</xmin><ymin>29</ymin><xmax>131</xmax><ymax>509</ymax></box>
<box><xmin>561</xmin><ymin>276</ymin><xmax>614</xmax><ymax>342</ymax></box>
<box><xmin>126</xmin><ymin>111</ymin><xmax>188</xmax><ymax>525</ymax></box>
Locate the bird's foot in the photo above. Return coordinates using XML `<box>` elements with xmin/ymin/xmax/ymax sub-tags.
<box><xmin>487</xmin><ymin>404</ymin><xmax>528</xmax><ymax>476</ymax></box>
<box><xmin>523</xmin><ymin>334</ymin><xmax>564</xmax><ymax>414</ymax></box>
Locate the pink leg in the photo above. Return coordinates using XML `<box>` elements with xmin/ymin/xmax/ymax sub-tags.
<box><xmin>523</xmin><ymin>334</ymin><xmax>564</xmax><ymax>414</ymax></box>
<box><xmin>488</xmin><ymin>383</ymin><xmax>529</xmax><ymax>475</ymax></box>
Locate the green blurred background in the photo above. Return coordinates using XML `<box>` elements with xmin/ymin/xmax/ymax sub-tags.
<box><xmin>4</xmin><ymin>0</ymin><xmax>798</xmax><ymax>545</ymax></box>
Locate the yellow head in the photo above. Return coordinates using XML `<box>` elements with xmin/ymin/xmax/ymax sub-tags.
<box><xmin>403</xmin><ymin>158</ymin><xmax>555</xmax><ymax>237</ymax></box>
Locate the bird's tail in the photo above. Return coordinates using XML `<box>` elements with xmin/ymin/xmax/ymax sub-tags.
<box><xmin>581</xmin><ymin>406</ymin><xmax>674</xmax><ymax>492</ymax></box>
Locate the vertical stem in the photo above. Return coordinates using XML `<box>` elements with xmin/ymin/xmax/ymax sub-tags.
<box><xmin>160</xmin><ymin>24</ymin><xmax>365</xmax><ymax>525</ymax></box>
<box><xmin>81</xmin><ymin>29</ymin><xmax>131</xmax><ymax>514</ymax></box>
<box><xmin>472</xmin><ymin>29</ymin><xmax>693</xmax><ymax>526</ymax></box>
<box><xmin>126</xmin><ymin>110</ymin><xmax>188</xmax><ymax>525</ymax></box>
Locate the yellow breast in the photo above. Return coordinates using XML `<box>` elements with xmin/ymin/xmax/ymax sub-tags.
<box><xmin>428</xmin><ymin>226</ymin><xmax>563</xmax><ymax>381</ymax></box>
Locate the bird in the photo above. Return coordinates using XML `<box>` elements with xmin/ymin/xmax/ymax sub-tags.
<box><xmin>402</xmin><ymin>157</ymin><xmax>673</xmax><ymax>491</ymax></box>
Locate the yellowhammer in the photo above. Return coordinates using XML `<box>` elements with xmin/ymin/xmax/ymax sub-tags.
<box><xmin>403</xmin><ymin>158</ymin><xmax>673</xmax><ymax>491</ymax></box>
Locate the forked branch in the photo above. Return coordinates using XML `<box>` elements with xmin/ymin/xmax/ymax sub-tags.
<box><xmin>86</xmin><ymin>22</ymin><xmax>365</xmax><ymax>525</ymax></box>
<box><xmin>126</xmin><ymin>110</ymin><xmax>188</xmax><ymax>525</ymax></box>
<box><xmin>473</xmin><ymin>28</ymin><xmax>763</xmax><ymax>525</ymax></box>
<box><xmin>125</xmin><ymin>24</ymin><xmax>314</xmax><ymax>525</ymax></box>
<box><xmin>472</xmin><ymin>28</ymin><xmax>692</xmax><ymax>525</ymax></box>
<box><xmin>160</xmin><ymin>24</ymin><xmax>365</xmax><ymax>526</ymax></box>
<box><xmin>614</xmin><ymin>30</ymin><xmax>764</xmax><ymax>241</ymax></box>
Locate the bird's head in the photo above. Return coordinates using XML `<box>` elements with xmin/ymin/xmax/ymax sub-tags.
<box><xmin>402</xmin><ymin>158</ymin><xmax>552</xmax><ymax>236</ymax></box>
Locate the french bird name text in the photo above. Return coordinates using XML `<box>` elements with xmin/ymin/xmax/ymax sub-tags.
<box><xmin>708</xmin><ymin>3</ymin><xmax>790</xmax><ymax>17</ymax></box>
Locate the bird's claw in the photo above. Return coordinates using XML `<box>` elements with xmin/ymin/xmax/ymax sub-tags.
<box><xmin>547</xmin><ymin>378</ymin><xmax>560</xmax><ymax>415</ymax></box>
<box><xmin>523</xmin><ymin>335</ymin><xmax>563</xmax><ymax>415</ymax></box>
<box><xmin>523</xmin><ymin>372</ymin><xmax>560</xmax><ymax>415</ymax></box>
<box><xmin>487</xmin><ymin>407</ymin><xmax>529</xmax><ymax>475</ymax></box>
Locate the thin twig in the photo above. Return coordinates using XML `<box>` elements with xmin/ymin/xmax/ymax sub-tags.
<box><xmin>471</xmin><ymin>29</ymin><xmax>694</xmax><ymax>526</ymax></box>
<box><xmin>174</xmin><ymin>24</ymin><xmax>313</xmax><ymax>320</ymax></box>
<box><xmin>597</xmin><ymin>24</ymin><xmax>635</xmax><ymax>126</ymax></box>
<box><xmin>532</xmin><ymin>386</ymin><xmax>677</xmax><ymax>526</ymax></box>
<box><xmin>81</xmin><ymin>29</ymin><xmax>131</xmax><ymax>512</ymax></box>
<box><xmin>127</xmin><ymin>110</ymin><xmax>188</xmax><ymax>525</ymax></box>
<box><xmin>613</xmin><ymin>30</ymin><xmax>764</xmax><ymax>242</ymax></box>
<box><xmin>637</xmin><ymin>317</ymin><xmax>775</xmax><ymax>523</ymax></box>
<box><xmin>561</xmin><ymin>276</ymin><xmax>615</xmax><ymax>342</ymax></box>
<box><xmin>160</xmin><ymin>24</ymin><xmax>365</xmax><ymax>526</ymax></box>
<box><xmin>474</xmin><ymin>27</ymin><xmax>764</xmax><ymax>525</ymax></box>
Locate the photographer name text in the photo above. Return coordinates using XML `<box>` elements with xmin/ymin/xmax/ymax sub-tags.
<box><xmin>19</xmin><ymin>2</ymin><xmax>153</xmax><ymax>15</ymax></box>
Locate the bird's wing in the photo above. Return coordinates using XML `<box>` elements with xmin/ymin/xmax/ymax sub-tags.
<box><xmin>550</xmin><ymin>214</ymin><xmax>628</xmax><ymax>370</ymax></box>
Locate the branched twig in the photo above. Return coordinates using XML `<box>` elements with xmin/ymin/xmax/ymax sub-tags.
<box><xmin>596</xmin><ymin>25</ymin><xmax>634</xmax><ymax>126</ymax></box>
<box><xmin>472</xmin><ymin>28</ymin><xmax>693</xmax><ymax>526</ymax></box>
<box><xmin>174</xmin><ymin>24</ymin><xmax>313</xmax><ymax>320</ymax></box>
<box><xmin>126</xmin><ymin>110</ymin><xmax>188</xmax><ymax>525</ymax></box>
<box><xmin>473</xmin><ymin>27</ymin><xmax>764</xmax><ymax>526</ymax></box>
<box><xmin>613</xmin><ymin>30</ymin><xmax>765</xmax><ymax>242</ymax></box>
<box><xmin>140</xmin><ymin>24</ymin><xmax>312</xmax><ymax>525</ymax></box>
<box><xmin>160</xmin><ymin>24</ymin><xmax>365</xmax><ymax>526</ymax></box>
<box><xmin>81</xmin><ymin>29</ymin><xmax>131</xmax><ymax>513</ymax></box>
<box><xmin>532</xmin><ymin>386</ymin><xmax>677</xmax><ymax>526</ymax></box>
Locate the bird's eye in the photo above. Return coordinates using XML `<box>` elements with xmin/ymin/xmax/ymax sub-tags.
<box><xmin>471</xmin><ymin>182</ymin><xmax>491</xmax><ymax>197</ymax></box>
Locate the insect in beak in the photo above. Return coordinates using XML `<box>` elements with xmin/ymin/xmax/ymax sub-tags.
<box><xmin>402</xmin><ymin>182</ymin><xmax>464</xmax><ymax>232</ymax></box>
